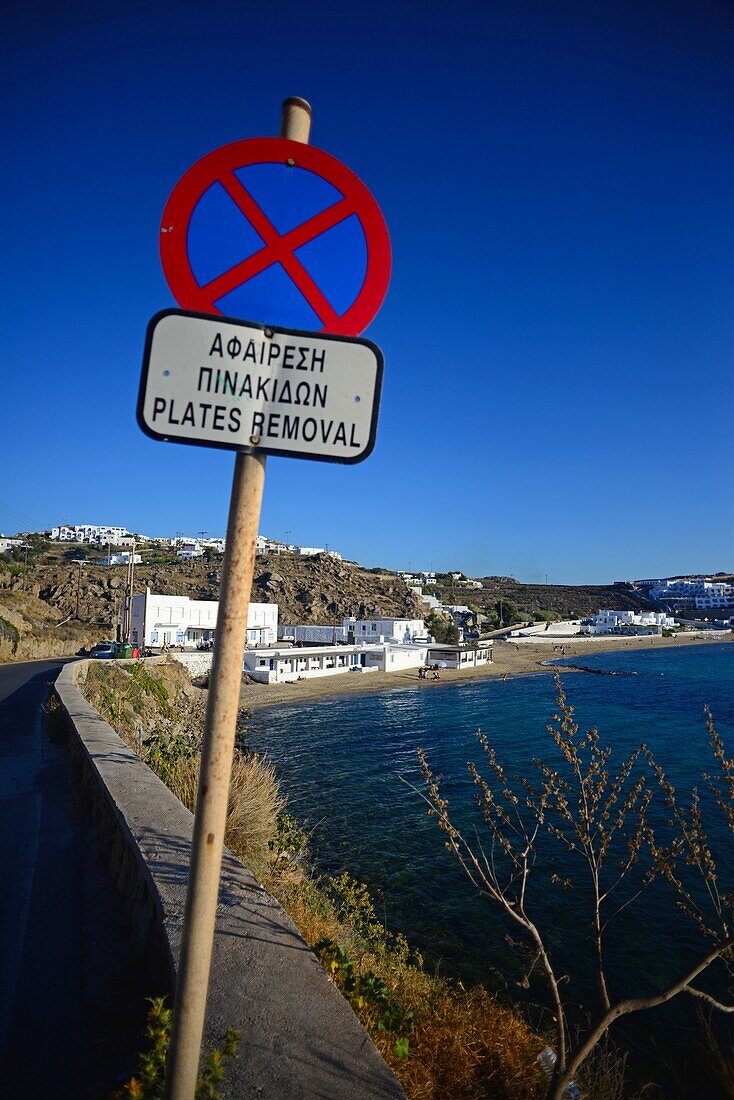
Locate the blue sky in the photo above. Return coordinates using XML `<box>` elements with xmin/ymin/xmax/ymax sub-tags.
<box><xmin>2</xmin><ymin>0</ymin><xmax>732</xmax><ymax>583</ymax></box>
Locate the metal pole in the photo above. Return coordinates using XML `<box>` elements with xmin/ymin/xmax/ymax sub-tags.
<box><xmin>164</xmin><ymin>95</ymin><xmax>312</xmax><ymax>1100</ymax></box>
<box><xmin>128</xmin><ymin>539</ymin><xmax>136</xmax><ymax>642</ymax></box>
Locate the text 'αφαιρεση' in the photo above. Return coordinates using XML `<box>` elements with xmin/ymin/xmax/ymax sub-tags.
<box><xmin>208</xmin><ymin>333</ymin><xmax>326</xmax><ymax>372</ymax></box>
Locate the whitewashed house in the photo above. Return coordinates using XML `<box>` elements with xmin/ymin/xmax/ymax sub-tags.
<box><xmin>244</xmin><ymin>641</ymin><xmax>432</xmax><ymax>683</ymax></box>
<box><xmin>52</xmin><ymin>523</ymin><xmax>129</xmax><ymax>544</ymax></box>
<box><xmin>581</xmin><ymin>610</ymin><xmax>676</xmax><ymax>636</ymax></box>
<box><xmin>130</xmin><ymin>589</ymin><xmax>277</xmax><ymax>648</ymax></box>
<box><xmin>280</xmin><ymin>616</ymin><xmax>427</xmax><ymax>646</ymax></box>
<box><xmin>427</xmin><ymin>643</ymin><xmax>493</xmax><ymax>669</ymax></box>
<box><xmin>101</xmin><ymin>551</ymin><xmax>142</xmax><ymax>566</ymax></box>
<box><xmin>649</xmin><ymin>578</ymin><xmax>734</xmax><ymax>610</ymax></box>
<box><xmin>345</xmin><ymin>616</ymin><xmax>427</xmax><ymax>643</ymax></box>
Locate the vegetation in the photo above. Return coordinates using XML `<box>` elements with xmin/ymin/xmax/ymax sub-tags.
<box><xmin>269</xmin><ymin>870</ymin><xmax>546</xmax><ymax>1097</ymax></box>
<box><xmin>418</xmin><ymin>674</ymin><xmax>734</xmax><ymax>1099</ymax></box>
<box><xmin>92</xmin><ymin>660</ymin><xmax>734</xmax><ymax>1096</ymax></box>
<box><xmin>425</xmin><ymin>611</ymin><xmax>460</xmax><ymax>644</ymax></box>
<box><xmin>112</xmin><ymin>996</ymin><xmax>240</xmax><ymax>1099</ymax></box>
<box><xmin>84</xmin><ymin>661</ymin><xmax>283</xmax><ymax>882</ymax></box>
<box><xmin>82</xmin><ymin>659</ymin><xmax>550</xmax><ymax>1097</ymax></box>
<box><xmin>494</xmin><ymin>599</ymin><xmax>525</xmax><ymax>627</ymax></box>
<box><xmin>0</xmin><ymin>615</ymin><xmax>20</xmax><ymax>654</ymax></box>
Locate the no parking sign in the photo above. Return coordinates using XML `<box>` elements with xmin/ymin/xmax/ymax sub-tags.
<box><xmin>151</xmin><ymin>100</ymin><xmax>393</xmax><ymax>1100</ymax></box>
<box><xmin>159</xmin><ymin>137</ymin><xmax>391</xmax><ymax>336</ymax></box>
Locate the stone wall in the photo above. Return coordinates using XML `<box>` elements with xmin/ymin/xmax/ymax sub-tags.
<box><xmin>54</xmin><ymin>662</ymin><xmax>404</xmax><ymax>1099</ymax></box>
<box><xmin>167</xmin><ymin>650</ymin><xmax>215</xmax><ymax>679</ymax></box>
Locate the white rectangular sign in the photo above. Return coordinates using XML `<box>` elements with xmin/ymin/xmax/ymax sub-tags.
<box><xmin>138</xmin><ymin>310</ymin><xmax>383</xmax><ymax>464</ymax></box>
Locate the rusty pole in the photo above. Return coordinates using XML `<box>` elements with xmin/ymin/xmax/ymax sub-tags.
<box><xmin>164</xmin><ymin>96</ymin><xmax>312</xmax><ymax>1100</ymax></box>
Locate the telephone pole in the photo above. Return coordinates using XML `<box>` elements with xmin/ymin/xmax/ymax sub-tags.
<box><xmin>71</xmin><ymin>559</ymin><xmax>86</xmax><ymax>620</ymax></box>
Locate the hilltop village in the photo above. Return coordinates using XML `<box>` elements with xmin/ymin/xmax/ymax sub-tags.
<box><xmin>1</xmin><ymin>521</ymin><xmax>732</xmax><ymax>667</ymax></box>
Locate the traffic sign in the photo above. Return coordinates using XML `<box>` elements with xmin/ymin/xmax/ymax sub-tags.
<box><xmin>159</xmin><ymin>137</ymin><xmax>391</xmax><ymax>336</ymax></box>
<box><xmin>138</xmin><ymin>309</ymin><xmax>383</xmax><ymax>463</ymax></box>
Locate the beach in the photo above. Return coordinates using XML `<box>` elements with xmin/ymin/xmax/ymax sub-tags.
<box><xmin>238</xmin><ymin>630</ymin><xmax>732</xmax><ymax>711</ymax></box>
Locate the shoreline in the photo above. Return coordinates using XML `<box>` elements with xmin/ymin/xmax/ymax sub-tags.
<box><xmin>238</xmin><ymin>631</ymin><xmax>732</xmax><ymax>712</ymax></box>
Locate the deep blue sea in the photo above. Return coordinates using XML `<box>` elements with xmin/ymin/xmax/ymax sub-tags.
<box><xmin>246</xmin><ymin>643</ymin><xmax>734</xmax><ymax>1094</ymax></box>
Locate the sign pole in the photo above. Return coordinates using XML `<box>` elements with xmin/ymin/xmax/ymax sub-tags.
<box><xmin>164</xmin><ymin>96</ymin><xmax>312</xmax><ymax>1100</ymax></box>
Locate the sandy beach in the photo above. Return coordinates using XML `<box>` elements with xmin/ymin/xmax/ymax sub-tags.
<box><xmin>238</xmin><ymin>631</ymin><xmax>732</xmax><ymax>712</ymax></box>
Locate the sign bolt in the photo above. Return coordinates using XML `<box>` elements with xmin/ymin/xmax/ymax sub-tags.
<box><xmin>250</xmin><ymin>433</ymin><xmax>261</xmax><ymax>445</ymax></box>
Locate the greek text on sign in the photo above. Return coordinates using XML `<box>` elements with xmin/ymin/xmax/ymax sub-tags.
<box><xmin>137</xmin><ymin>310</ymin><xmax>383</xmax><ymax>464</ymax></box>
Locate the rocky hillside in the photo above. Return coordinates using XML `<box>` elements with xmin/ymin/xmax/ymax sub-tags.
<box><xmin>0</xmin><ymin>544</ymin><xmax>425</xmax><ymax>659</ymax></box>
<box><xmin>1</xmin><ymin>538</ymin><xmax>695</xmax><ymax>662</ymax></box>
<box><xmin>0</xmin><ymin>586</ymin><xmax>101</xmax><ymax>662</ymax></box>
<box><xmin>433</xmin><ymin>576</ymin><xmax>655</xmax><ymax>619</ymax></box>
<box><xmin>251</xmin><ymin>554</ymin><xmax>425</xmax><ymax>624</ymax></box>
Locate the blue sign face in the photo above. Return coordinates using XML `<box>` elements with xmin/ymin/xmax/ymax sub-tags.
<box><xmin>186</xmin><ymin>164</ymin><xmax>369</xmax><ymax>330</ymax></box>
<box><xmin>160</xmin><ymin>137</ymin><xmax>392</xmax><ymax>336</ymax></box>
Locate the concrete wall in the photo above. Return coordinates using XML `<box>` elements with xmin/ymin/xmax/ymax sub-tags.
<box><xmin>54</xmin><ymin>662</ymin><xmax>404</xmax><ymax>1100</ymax></box>
<box><xmin>168</xmin><ymin>651</ymin><xmax>215</xmax><ymax>679</ymax></box>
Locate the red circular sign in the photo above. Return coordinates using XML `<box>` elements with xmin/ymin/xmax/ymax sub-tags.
<box><xmin>160</xmin><ymin>137</ymin><xmax>391</xmax><ymax>336</ymax></box>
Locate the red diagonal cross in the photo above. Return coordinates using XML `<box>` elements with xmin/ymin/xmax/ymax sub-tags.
<box><xmin>201</xmin><ymin>172</ymin><xmax>354</xmax><ymax>329</ymax></box>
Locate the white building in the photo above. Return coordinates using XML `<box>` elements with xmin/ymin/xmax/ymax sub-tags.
<box><xmin>244</xmin><ymin>642</ymin><xmax>432</xmax><ymax>683</ymax></box>
<box><xmin>582</xmin><ymin>609</ymin><xmax>676</xmax><ymax>636</ymax></box>
<box><xmin>409</xmin><ymin>587</ymin><xmax>441</xmax><ymax>611</ymax></box>
<box><xmin>427</xmin><ymin>643</ymin><xmax>493</xmax><ymax>669</ymax></box>
<box><xmin>346</xmin><ymin>616</ymin><xmax>426</xmax><ymax>643</ymax></box>
<box><xmin>244</xmin><ymin>639</ymin><xmax>492</xmax><ymax>683</ymax></box>
<box><xmin>255</xmin><ymin>535</ymin><xmax>343</xmax><ymax>560</ymax></box>
<box><xmin>177</xmin><ymin>541</ymin><xmax>204</xmax><ymax>560</ymax></box>
<box><xmin>650</xmin><ymin>578</ymin><xmax>734</xmax><ymax>609</ymax></box>
<box><xmin>130</xmin><ymin>589</ymin><xmax>278</xmax><ymax>648</ymax></box>
<box><xmin>101</xmin><ymin>552</ymin><xmax>142</xmax><ymax>566</ymax></box>
<box><xmin>281</xmin><ymin>616</ymin><xmax>428</xmax><ymax>646</ymax></box>
<box><xmin>52</xmin><ymin>523</ymin><xmax>129</xmax><ymax>544</ymax></box>
<box><xmin>0</xmin><ymin>537</ymin><xmax>22</xmax><ymax>554</ymax></box>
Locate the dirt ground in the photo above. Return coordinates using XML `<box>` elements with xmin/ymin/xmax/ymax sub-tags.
<box><xmin>237</xmin><ymin>631</ymin><xmax>732</xmax><ymax>711</ymax></box>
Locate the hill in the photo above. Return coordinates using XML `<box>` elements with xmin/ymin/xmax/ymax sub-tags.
<box><xmin>429</xmin><ymin>575</ymin><xmax>655</xmax><ymax>620</ymax></box>
<box><xmin>1</xmin><ymin>539</ymin><xmax>702</xmax><ymax>661</ymax></box>
<box><xmin>0</xmin><ymin>543</ymin><xmax>426</xmax><ymax>659</ymax></box>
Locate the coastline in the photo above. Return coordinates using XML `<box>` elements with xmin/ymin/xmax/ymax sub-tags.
<box><xmin>238</xmin><ymin>631</ymin><xmax>732</xmax><ymax>712</ymax></box>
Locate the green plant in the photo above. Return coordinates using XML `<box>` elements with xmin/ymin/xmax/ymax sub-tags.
<box><xmin>269</xmin><ymin>811</ymin><xmax>307</xmax><ymax>859</ymax></box>
<box><xmin>116</xmin><ymin>996</ymin><xmax>240</xmax><ymax>1099</ymax></box>
<box><xmin>314</xmin><ymin>938</ymin><xmax>413</xmax><ymax>1058</ymax></box>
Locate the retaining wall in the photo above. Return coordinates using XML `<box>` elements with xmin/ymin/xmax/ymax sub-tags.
<box><xmin>55</xmin><ymin>662</ymin><xmax>404</xmax><ymax>1099</ymax></box>
<box><xmin>167</xmin><ymin>650</ymin><xmax>215</xmax><ymax>679</ymax></box>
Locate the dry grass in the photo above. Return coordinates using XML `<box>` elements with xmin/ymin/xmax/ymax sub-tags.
<box><xmin>167</xmin><ymin>752</ymin><xmax>285</xmax><ymax>882</ymax></box>
<box><xmin>81</xmin><ymin>660</ymin><xmax>549</xmax><ymax>1099</ymax></box>
<box><xmin>269</xmin><ymin>878</ymin><xmax>546</xmax><ymax>1100</ymax></box>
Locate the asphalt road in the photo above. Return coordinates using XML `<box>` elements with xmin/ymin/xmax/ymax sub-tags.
<box><xmin>0</xmin><ymin>659</ymin><xmax>146</xmax><ymax>1097</ymax></box>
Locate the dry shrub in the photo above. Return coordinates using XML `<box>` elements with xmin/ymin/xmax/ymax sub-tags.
<box><xmin>82</xmin><ymin>661</ymin><xmax>547</xmax><ymax>1097</ymax></box>
<box><xmin>167</xmin><ymin>751</ymin><xmax>284</xmax><ymax>882</ymax></box>
<box><xmin>392</xmin><ymin>983</ymin><xmax>545</xmax><ymax>1100</ymax></box>
<box><xmin>271</xmin><ymin>878</ymin><xmax>545</xmax><ymax>1100</ymax></box>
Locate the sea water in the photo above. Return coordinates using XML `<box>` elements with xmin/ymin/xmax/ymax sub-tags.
<box><xmin>246</xmin><ymin>643</ymin><xmax>734</xmax><ymax>1093</ymax></box>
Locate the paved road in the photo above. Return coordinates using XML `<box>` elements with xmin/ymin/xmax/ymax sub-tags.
<box><xmin>0</xmin><ymin>659</ymin><xmax>146</xmax><ymax>1097</ymax></box>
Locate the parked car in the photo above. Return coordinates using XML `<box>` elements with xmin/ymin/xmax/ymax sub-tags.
<box><xmin>90</xmin><ymin>641</ymin><xmax>116</xmax><ymax>659</ymax></box>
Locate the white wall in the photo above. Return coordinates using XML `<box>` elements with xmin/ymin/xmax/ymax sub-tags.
<box><xmin>130</xmin><ymin>591</ymin><xmax>278</xmax><ymax>647</ymax></box>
